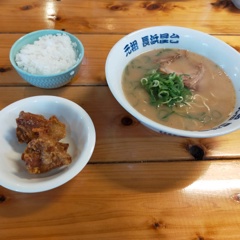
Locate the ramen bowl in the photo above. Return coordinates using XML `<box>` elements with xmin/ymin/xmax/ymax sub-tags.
<box><xmin>9</xmin><ymin>29</ymin><xmax>84</xmax><ymax>89</ymax></box>
<box><xmin>0</xmin><ymin>96</ymin><xmax>96</xmax><ymax>193</ymax></box>
<box><xmin>105</xmin><ymin>26</ymin><xmax>240</xmax><ymax>138</ymax></box>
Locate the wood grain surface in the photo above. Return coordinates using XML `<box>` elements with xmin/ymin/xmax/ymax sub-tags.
<box><xmin>0</xmin><ymin>0</ymin><xmax>240</xmax><ymax>34</ymax></box>
<box><xmin>1</xmin><ymin>34</ymin><xmax>240</xmax><ymax>86</ymax></box>
<box><xmin>1</xmin><ymin>161</ymin><xmax>240</xmax><ymax>240</ymax></box>
<box><xmin>1</xmin><ymin>0</ymin><xmax>240</xmax><ymax>239</ymax></box>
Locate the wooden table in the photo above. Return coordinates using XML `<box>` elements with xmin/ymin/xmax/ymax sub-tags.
<box><xmin>1</xmin><ymin>0</ymin><xmax>240</xmax><ymax>239</ymax></box>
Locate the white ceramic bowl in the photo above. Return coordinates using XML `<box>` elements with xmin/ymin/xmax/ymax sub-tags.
<box><xmin>0</xmin><ymin>96</ymin><xmax>96</xmax><ymax>193</ymax></box>
<box><xmin>105</xmin><ymin>26</ymin><xmax>240</xmax><ymax>138</ymax></box>
<box><xmin>232</xmin><ymin>0</ymin><xmax>240</xmax><ymax>9</ymax></box>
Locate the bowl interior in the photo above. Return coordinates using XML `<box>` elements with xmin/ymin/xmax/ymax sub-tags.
<box><xmin>105</xmin><ymin>26</ymin><xmax>240</xmax><ymax>138</ymax></box>
<box><xmin>0</xmin><ymin>96</ymin><xmax>95</xmax><ymax>193</ymax></box>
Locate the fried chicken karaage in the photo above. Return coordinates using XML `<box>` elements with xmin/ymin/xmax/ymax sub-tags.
<box><xmin>16</xmin><ymin>111</ymin><xmax>72</xmax><ymax>174</ymax></box>
<box><xmin>22</xmin><ymin>133</ymin><xmax>72</xmax><ymax>174</ymax></box>
<box><xmin>16</xmin><ymin>111</ymin><xmax>66</xmax><ymax>143</ymax></box>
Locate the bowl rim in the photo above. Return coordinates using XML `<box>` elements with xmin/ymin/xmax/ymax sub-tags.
<box><xmin>9</xmin><ymin>29</ymin><xmax>85</xmax><ymax>77</ymax></box>
<box><xmin>105</xmin><ymin>26</ymin><xmax>240</xmax><ymax>138</ymax></box>
<box><xmin>0</xmin><ymin>95</ymin><xmax>96</xmax><ymax>193</ymax></box>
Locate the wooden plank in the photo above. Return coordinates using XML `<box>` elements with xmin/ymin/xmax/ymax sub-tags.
<box><xmin>0</xmin><ymin>33</ymin><xmax>121</xmax><ymax>86</ymax></box>
<box><xmin>1</xmin><ymin>1</ymin><xmax>240</xmax><ymax>240</ymax></box>
<box><xmin>0</xmin><ymin>0</ymin><xmax>240</xmax><ymax>34</ymax></box>
<box><xmin>1</xmin><ymin>160</ymin><xmax>240</xmax><ymax>240</ymax></box>
<box><xmin>1</xmin><ymin>34</ymin><xmax>240</xmax><ymax>86</ymax></box>
<box><xmin>0</xmin><ymin>86</ymin><xmax>240</xmax><ymax>162</ymax></box>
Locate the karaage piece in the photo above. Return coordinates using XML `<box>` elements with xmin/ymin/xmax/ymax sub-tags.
<box><xmin>16</xmin><ymin>111</ymin><xmax>72</xmax><ymax>174</ymax></box>
<box><xmin>16</xmin><ymin>111</ymin><xmax>47</xmax><ymax>143</ymax></box>
<box><xmin>47</xmin><ymin>115</ymin><xmax>67</xmax><ymax>141</ymax></box>
<box><xmin>22</xmin><ymin>133</ymin><xmax>72</xmax><ymax>174</ymax></box>
<box><xmin>16</xmin><ymin>111</ymin><xmax>66</xmax><ymax>143</ymax></box>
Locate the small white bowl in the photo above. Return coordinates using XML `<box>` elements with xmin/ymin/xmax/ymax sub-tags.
<box><xmin>105</xmin><ymin>26</ymin><xmax>240</xmax><ymax>138</ymax></box>
<box><xmin>0</xmin><ymin>96</ymin><xmax>96</xmax><ymax>193</ymax></box>
<box><xmin>232</xmin><ymin>0</ymin><xmax>240</xmax><ymax>9</ymax></box>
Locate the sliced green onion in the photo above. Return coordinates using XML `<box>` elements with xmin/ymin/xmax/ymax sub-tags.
<box><xmin>140</xmin><ymin>70</ymin><xmax>192</xmax><ymax>107</ymax></box>
<box><xmin>141</xmin><ymin>78</ymin><xmax>148</xmax><ymax>85</ymax></box>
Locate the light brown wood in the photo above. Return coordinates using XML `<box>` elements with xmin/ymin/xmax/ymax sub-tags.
<box><xmin>1</xmin><ymin>34</ymin><xmax>240</xmax><ymax>86</ymax></box>
<box><xmin>0</xmin><ymin>0</ymin><xmax>240</xmax><ymax>34</ymax></box>
<box><xmin>0</xmin><ymin>86</ymin><xmax>240</xmax><ymax>163</ymax></box>
<box><xmin>1</xmin><ymin>0</ymin><xmax>240</xmax><ymax>239</ymax></box>
<box><xmin>0</xmin><ymin>34</ymin><xmax>122</xmax><ymax>85</ymax></box>
<box><xmin>1</xmin><ymin>160</ymin><xmax>240</xmax><ymax>240</ymax></box>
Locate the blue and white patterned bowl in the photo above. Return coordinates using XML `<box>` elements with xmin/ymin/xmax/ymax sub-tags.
<box><xmin>10</xmin><ymin>29</ymin><xmax>84</xmax><ymax>89</ymax></box>
<box><xmin>105</xmin><ymin>26</ymin><xmax>240</xmax><ymax>138</ymax></box>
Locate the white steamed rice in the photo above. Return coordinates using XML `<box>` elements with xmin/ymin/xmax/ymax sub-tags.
<box><xmin>15</xmin><ymin>33</ymin><xmax>77</xmax><ymax>75</ymax></box>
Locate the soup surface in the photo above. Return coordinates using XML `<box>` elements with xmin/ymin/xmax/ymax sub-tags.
<box><xmin>122</xmin><ymin>48</ymin><xmax>236</xmax><ymax>131</ymax></box>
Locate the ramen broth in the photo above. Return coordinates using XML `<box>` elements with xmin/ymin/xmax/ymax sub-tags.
<box><xmin>122</xmin><ymin>48</ymin><xmax>236</xmax><ymax>131</ymax></box>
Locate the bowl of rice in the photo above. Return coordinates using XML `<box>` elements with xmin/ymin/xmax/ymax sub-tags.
<box><xmin>9</xmin><ymin>29</ymin><xmax>84</xmax><ymax>89</ymax></box>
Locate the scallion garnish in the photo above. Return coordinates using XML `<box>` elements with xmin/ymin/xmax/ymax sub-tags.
<box><xmin>140</xmin><ymin>69</ymin><xmax>192</xmax><ymax>107</ymax></box>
